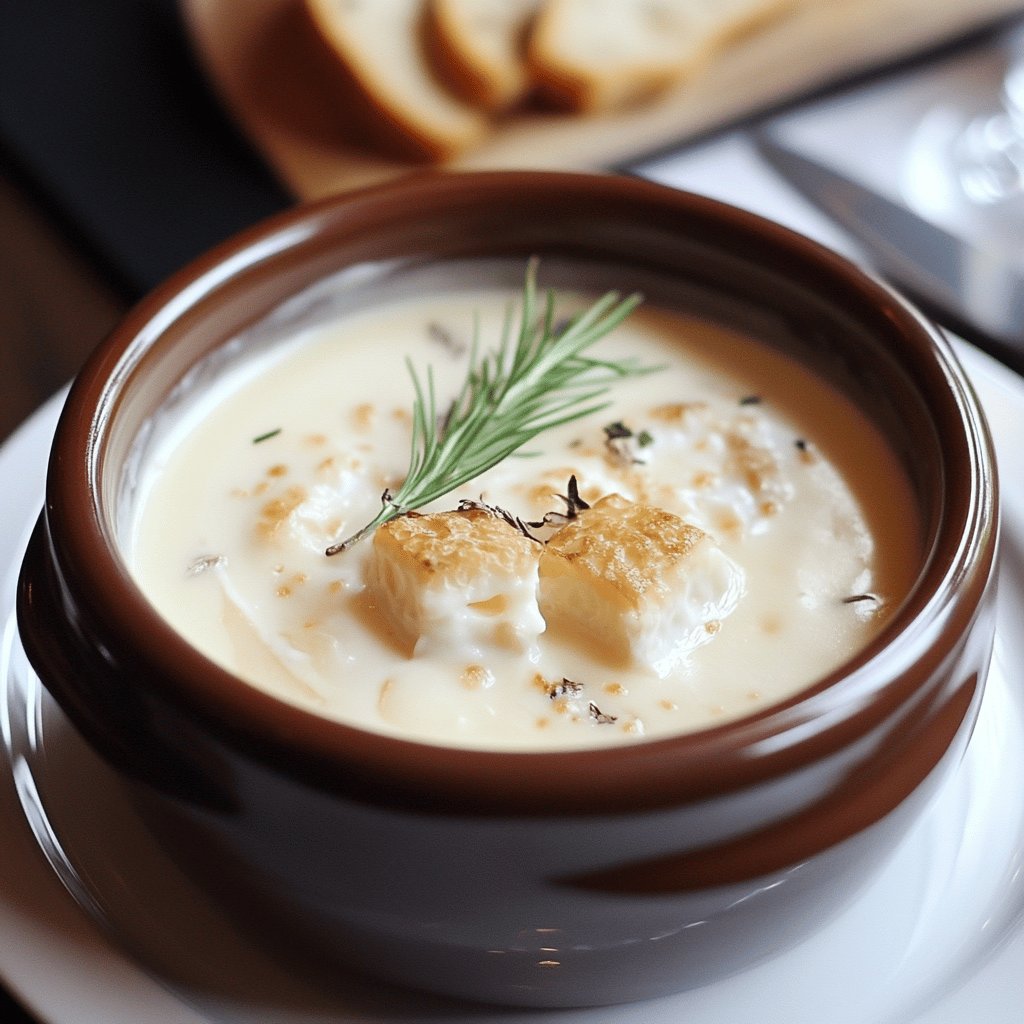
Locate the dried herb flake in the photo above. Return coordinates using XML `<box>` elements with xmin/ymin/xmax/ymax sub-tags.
<box><xmin>457</xmin><ymin>497</ymin><xmax>541</xmax><ymax>543</ymax></box>
<box><xmin>528</xmin><ymin>474</ymin><xmax>591</xmax><ymax>529</ymax></box>
<box><xmin>549</xmin><ymin>678</ymin><xmax>584</xmax><ymax>700</ymax></box>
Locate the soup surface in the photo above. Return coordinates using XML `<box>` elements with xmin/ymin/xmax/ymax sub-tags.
<box><xmin>130</xmin><ymin>283</ymin><xmax>921</xmax><ymax>749</ymax></box>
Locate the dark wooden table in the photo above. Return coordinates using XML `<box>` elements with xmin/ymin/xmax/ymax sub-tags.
<box><xmin>0</xmin><ymin>169</ymin><xmax>126</xmax><ymax>444</ymax></box>
<box><xmin>0</xmin><ymin>164</ymin><xmax>121</xmax><ymax>1024</ymax></box>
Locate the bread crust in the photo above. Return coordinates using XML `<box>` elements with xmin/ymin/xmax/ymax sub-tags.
<box><xmin>301</xmin><ymin>0</ymin><xmax>489</xmax><ymax>162</ymax></box>
<box><xmin>298</xmin><ymin>0</ymin><xmax>801</xmax><ymax>159</ymax></box>
<box><xmin>425</xmin><ymin>0</ymin><xmax>541</xmax><ymax>111</ymax></box>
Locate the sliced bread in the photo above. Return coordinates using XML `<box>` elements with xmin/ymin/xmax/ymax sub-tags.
<box><xmin>528</xmin><ymin>0</ymin><xmax>798</xmax><ymax>112</ymax></box>
<box><xmin>302</xmin><ymin>0</ymin><xmax>490</xmax><ymax>162</ymax></box>
<box><xmin>425</xmin><ymin>0</ymin><xmax>543</xmax><ymax>111</ymax></box>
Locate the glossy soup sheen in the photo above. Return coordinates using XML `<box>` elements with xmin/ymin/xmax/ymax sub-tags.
<box><xmin>129</xmin><ymin>285</ymin><xmax>922</xmax><ymax>750</ymax></box>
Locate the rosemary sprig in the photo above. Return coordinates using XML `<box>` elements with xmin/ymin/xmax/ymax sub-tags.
<box><xmin>326</xmin><ymin>261</ymin><xmax>655</xmax><ymax>554</ymax></box>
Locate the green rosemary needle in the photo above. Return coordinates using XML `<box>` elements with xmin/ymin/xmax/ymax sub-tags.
<box><xmin>325</xmin><ymin>262</ymin><xmax>654</xmax><ymax>555</ymax></box>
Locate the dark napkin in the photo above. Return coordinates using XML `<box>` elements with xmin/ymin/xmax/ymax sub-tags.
<box><xmin>0</xmin><ymin>0</ymin><xmax>290</xmax><ymax>298</ymax></box>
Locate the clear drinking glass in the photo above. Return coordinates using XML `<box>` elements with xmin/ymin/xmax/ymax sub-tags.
<box><xmin>902</xmin><ymin>26</ymin><xmax>1024</xmax><ymax>258</ymax></box>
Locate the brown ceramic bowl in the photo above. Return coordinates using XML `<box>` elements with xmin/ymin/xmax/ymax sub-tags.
<box><xmin>16</xmin><ymin>171</ymin><xmax>999</xmax><ymax>1007</ymax></box>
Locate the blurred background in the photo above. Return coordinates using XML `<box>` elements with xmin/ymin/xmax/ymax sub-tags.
<box><xmin>5</xmin><ymin>0</ymin><xmax>1024</xmax><ymax>444</ymax></box>
<box><xmin>4</xmin><ymin>1</ymin><xmax>1024</xmax><ymax>1022</ymax></box>
<box><xmin>0</xmin><ymin>0</ymin><xmax>289</xmax><ymax>441</ymax></box>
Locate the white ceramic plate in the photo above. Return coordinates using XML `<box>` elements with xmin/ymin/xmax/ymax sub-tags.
<box><xmin>2</xmin><ymin>337</ymin><xmax>1024</xmax><ymax>1024</ymax></box>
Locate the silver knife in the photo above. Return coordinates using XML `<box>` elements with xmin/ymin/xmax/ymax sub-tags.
<box><xmin>755</xmin><ymin>130</ymin><xmax>1024</xmax><ymax>361</ymax></box>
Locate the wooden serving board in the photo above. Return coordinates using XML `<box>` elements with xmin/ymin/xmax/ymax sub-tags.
<box><xmin>181</xmin><ymin>0</ymin><xmax>1024</xmax><ymax>202</ymax></box>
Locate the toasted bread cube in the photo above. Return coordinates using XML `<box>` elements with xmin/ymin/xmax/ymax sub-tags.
<box><xmin>539</xmin><ymin>494</ymin><xmax>743</xmax><ymax>675</ymax></box>
<box><xmin>366</xmin><ymin>507</ymin><xmax>544</xmax><ymax>658</ymax></box>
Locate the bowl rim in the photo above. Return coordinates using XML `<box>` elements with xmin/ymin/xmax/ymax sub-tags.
<box><xmin>31</xmin><ymin>169</ymin><xmax>999</xmax><ymax>815</ymax></box>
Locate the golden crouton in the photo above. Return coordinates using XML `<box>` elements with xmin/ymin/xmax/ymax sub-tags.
<box><xmin>365</xmin><ymin>506</ymin><xmax>545</xmax><ymax>658</ymax></box>
<box><xmin>539</xmin><ymin>494</ymin><xmax>743</xmax><ymax>675</ymax></box>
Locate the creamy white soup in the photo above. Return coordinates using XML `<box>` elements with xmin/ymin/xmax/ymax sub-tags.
<box><xmin>129</xmin><ymin>282</ymin><xmax>921</xmax><ymax>750</ymax></box>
